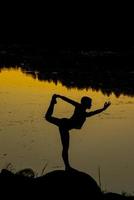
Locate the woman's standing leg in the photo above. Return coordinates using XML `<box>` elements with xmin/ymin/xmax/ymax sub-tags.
<box><xmin>45</xmin><ymin>95</ymin><xmax>71</xmax><ymax>170</ymax></box>
<box><xmin>59</xmin><ymin>127</ymin><xmax>70</xmax><ymax>170</ymax></box>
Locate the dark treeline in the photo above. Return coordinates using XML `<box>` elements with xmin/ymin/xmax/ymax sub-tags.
<box><xmin>27</xmin><ymin>69</ymin><xmax>134</xmax><ymax>97</ymax></box>
<box><xmin>1</xmin><ymin>41</ymin><xmax>134</xmax><ymax>67</ymax></box>
<box><xmin>1</xmin><ymin>43</ymin><xmax>134</xmax><ymax>97</ymax></box>
<box><xmin>1</xmin><ymin>64</ymin><xmax>134</xmax><ymax>97</ymax></box>
<box><xmin>0</xmin><ymin>42</ymin><xmax>134</xmax><ymax>68</ymax></box>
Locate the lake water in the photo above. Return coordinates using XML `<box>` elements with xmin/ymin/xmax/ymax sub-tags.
<box><xmin>0</xmin><ymin>67</ymin><xmax>134</xmax><ymax>194</ymax></box>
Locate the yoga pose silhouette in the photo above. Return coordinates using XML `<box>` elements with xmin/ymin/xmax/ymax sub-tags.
<box><xmin>45</xmin><ymin>94</ymin><xmax>111</xmax><ymax>170</ymax></box>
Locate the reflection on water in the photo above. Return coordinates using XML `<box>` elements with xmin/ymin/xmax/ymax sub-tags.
<box><xmin>0</xmin><ymin>68</ymin><xmax>134</xmax><ymax>193</ymax></box>
<box><xmin>20</xmin><ymin>66</ymin><xmax>134</xmax><ymax>97</ymax></box>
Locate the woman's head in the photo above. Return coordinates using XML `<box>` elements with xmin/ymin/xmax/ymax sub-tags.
<box><xmin>81</xmin><ymin>96</ymin><xmax>92</xmax><ymax>109</ymax></box>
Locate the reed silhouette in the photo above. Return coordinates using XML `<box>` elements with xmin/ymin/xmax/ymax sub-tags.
<box><xmin>45</xmin><ymin>94</ymin><xmax>111</xmax><ymax>170</ymax></box>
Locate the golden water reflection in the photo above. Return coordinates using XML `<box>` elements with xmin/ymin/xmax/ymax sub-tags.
<box><xmin>0</xmin><ymin>68</ymin><xmax>134</xmax><ymax>193</ymax></box>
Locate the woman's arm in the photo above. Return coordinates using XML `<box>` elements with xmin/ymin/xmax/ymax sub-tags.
<box><xmin>86</xmin><ymin>101</ymin><xmax>111</xmax><ymax>117</ymax></box>
<box><xmin>55</xmin><ymin>94</ymin><xmax>80</xmax><ymax>107</ymax></box>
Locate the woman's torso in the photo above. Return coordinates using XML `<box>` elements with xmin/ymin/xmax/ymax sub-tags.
<box><xmin>69</xmin><ymin>105</ymin><xmax>87</xmax><ymax>129</ymax></box>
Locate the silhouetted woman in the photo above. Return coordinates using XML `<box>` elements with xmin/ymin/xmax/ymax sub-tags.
<box><xmin>45</xmin><ymin>94</ymin><xmax>111</xmax><ymax>170</ymax></box>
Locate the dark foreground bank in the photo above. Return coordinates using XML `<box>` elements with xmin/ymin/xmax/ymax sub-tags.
<box><xmin>0</xmin><ymin>168</ymin><xmax>133</xmax><ymax>199</ymax></box>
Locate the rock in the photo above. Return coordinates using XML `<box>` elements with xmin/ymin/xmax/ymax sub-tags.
<box><xmin>104</xmin><ymin>192</ymin><xmax>129</xmax><ymax>200</ymax></box>
<box><xmin>35</xmin><ymin>169</ymin><xmax>103</xmax><ymax>199</ymax></box>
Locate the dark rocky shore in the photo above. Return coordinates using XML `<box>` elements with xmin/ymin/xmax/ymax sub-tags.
<box><xmin>0</xmin><ymin>168</ymin><xmax>133</xmax><ymax>199</ymax></box>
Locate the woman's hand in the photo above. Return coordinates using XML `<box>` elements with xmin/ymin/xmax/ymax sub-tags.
<box><xmin>103</xmin><ymin>101</ymin><xmax>111</xmax><ymax>110</ymax></box>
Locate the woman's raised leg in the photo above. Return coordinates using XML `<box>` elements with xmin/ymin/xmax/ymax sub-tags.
<box><xmin>45</xmin><ymin>95</ymin><xmax>60</xmax><ymax>126</ymax></box>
